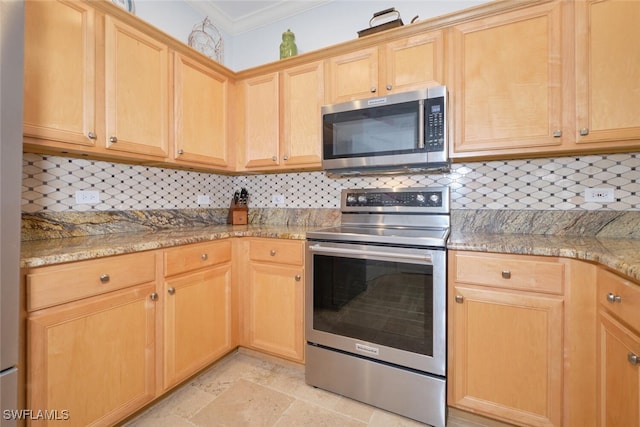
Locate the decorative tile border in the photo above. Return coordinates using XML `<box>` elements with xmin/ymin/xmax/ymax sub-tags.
<box><xmin>22</xmin><ymin>152</ymin><xmax>640</xmax><ymax>213</ymax></box>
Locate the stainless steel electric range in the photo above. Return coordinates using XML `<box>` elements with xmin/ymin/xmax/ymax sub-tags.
<box><xmin>305</xmin><ymin>187</ymin><xmax>449</xmax><ymax>427</ymax></box>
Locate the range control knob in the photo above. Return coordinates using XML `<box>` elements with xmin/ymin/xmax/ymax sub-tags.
<box><xmin>416</xmin><ymin>194</ymin><xmax>426</xmax><ymax>203</ymax></box>
<box><xmin>357</xmin><ymin>195</ymin><xmax>368</xmax><ymax>204</ymax></box>
<box><xmin>346</xmin><ymin>195</ymin><xmax>357</xmax><ymax>204</ymax></box>
<box><xmin>429</xmin><ymin>194</ymin><xmax>440</xmax><ymax>204</ymax></box>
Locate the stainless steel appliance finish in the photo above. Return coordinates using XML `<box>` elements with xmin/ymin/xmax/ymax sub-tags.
<box><xmin>0</xmin><ymin>2</ymin><xmax>24</xmax><ymax>425</ymax></box>
<box><xmin>321</xmin><ymin>86</ymin><xmax>448</xmax><ymax>176</ymax></box>
<box><xmin>305</xmin><ymin>187</ymin><xmax>449</xmax><ymax>427</ymax></box>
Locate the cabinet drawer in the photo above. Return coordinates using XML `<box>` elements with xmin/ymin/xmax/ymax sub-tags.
<box><xmin>27</xmin><ymin>251</ymin><xmax>156</xmax><ymax>311</ymax></box>
<box><xmin>164</xmin><ymin>240</ymin><xmax>231</xmax><ymax>277</ymax></box>
<box><xmin>452</xmin><ymin>251</ymin><xmax>564</xmax><ymax>294</ymax></box>
<box><xmin>249</xmin><ymin>239</ymin><xmax>303</xmax><ymax>265</ymax></box>
<box><xmin>598</xmin><ymin>268</ymin><xmax>640</xmax><ymax>332</ymax></box>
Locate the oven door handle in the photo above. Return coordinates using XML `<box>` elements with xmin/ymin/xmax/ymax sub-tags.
<box><xmin>309</xmin><ymin>244</ymin><xmax>432</xmax><ymax>263</ymax></box>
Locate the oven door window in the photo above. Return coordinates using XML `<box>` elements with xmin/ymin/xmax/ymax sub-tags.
<box><xmin>313</xmin><ymin>254</ymin><xmax>434</xmax><ymax>357</ymax></box>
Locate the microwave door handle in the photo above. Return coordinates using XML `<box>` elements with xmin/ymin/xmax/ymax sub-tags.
<box><xmin>309</xmin><ymin>244</ymin><xmax>432</xmax><ymax>263</ymax></box>
<box><xmin>418</xmin><ymin>99</ymin><xmax>425</xmax><ymax>149</ymax></box>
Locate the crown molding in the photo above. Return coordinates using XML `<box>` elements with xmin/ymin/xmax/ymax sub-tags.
<box><xmin>185</xmin><ymin>0</ymin><xmax>333</xmax><ymax>35</ymax></box>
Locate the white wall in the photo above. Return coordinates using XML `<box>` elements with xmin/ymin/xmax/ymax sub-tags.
<box><xmin>134</xmin><ymin>0</ymin><xmax>487</xmax><ymax>71</ymax></box>
<box><xmin>230</xmin><ymin>0</ymin><xmax>487</xmax><ymax>71</ymax></box>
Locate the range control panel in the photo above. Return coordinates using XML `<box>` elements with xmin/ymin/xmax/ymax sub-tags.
<box><xmin>342</xmin><ymin>188</ymin><xmax>449</xmax><ymax>212</ymax></box>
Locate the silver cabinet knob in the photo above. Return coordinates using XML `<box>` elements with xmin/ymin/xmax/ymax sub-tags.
<box><xmin>99</xmin><ymin>274</ymin><xmax>110</xmax><ymax>283</ymax></box>
<box><xmin>501</xmin><ymin>270</ymin><xmax>511</xmax><ymax>279</ymax></box>
<box><xmin>109</xmin><ymin>136</ymin><xmax>118</xmax><ymax>143</ymax></box>
<box><xmin>150</xmin><ymin>292</ymin><xmax>158</xmax><ymax>301</ymax></box>
<box><xmin>295</xmin><ymin>275</ymin><xmax>301</xmax><ymax>281</ymax></box>
<box><xmin>606</xmin><ymin>293</ymin><xmax>622</xmax><ymax>303</ymax></box>
<box><xmin>629</xmin><ymin>353</ymin><xmax>639</xmax><ymax>366</ymax></box>
<box><xmin>580</xmin><ymin>128</ymin><xmax>589</xmax><ymax>136</ymax></box>
<box><xmin>552</xmin><ymin>130</ymin><xmax>562</xmax><ymax>138</ymax></box>
<box><xmin>455</xmin><ymin>295</ymin><xmax>464</xmax><ymax>303</ymax></box>
<box><xmin>270</xmin><ymin>249</ymin><xmax>276</xmax><ymax>256</ymax></box>
<box><xmin>177</xmin><ymin>149</ymin><xmax>184</xmax><ymax>155</ymax></box>
<box><xmin>386</xmin><ymin>84</ymin><xmax>392</xmax><ymax>90</ymax></box>
<box><xmin>370</xmin><ymin>87</ymin><xmax>377</xmax><ymax>93</ymax></box>
<box><xmin>87</xmin><ymin>132</ymin><xmax>97</xmax><ymax>140</ymax></box>
<box><xmin>201</xmin><ymin>253</ymin><xmax>208</xmax><ymax>261</ymax></box>
<box><xmin>283</xmin><ymin>155</ymin><xmax>289</xmax><ymax>161</ymax></box>
<box><xmin>167</xmin><ymin>287</ymin><xmax>176</xmax><ymax>295</ymax></box>
<box><xmin>272</xmin><ymin>155</ymin><xmax>277</xmax><ymax>162</ymax></box>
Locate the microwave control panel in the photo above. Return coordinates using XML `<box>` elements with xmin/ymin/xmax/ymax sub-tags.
<box><xmin>425</xmin><ymin>96</ymin><xmax>446</xmax><ymax>153</ymax></box>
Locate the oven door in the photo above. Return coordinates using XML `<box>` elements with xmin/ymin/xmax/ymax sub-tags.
<box><xmin>305</xmin><ymin>240</ymin><xmax>446</xmax><ymax>376</ymax></box>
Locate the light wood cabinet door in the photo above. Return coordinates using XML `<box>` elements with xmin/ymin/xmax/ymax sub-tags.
<box><xmin>326</xmin><ymin>32</ymin><xmax>444</xmax><ymax>104</ymax></box>
<box><xmin>597</xmin><ymin>311</ymin><xmax>640</xmax><ymax>427</ymax></box>
<box><xmin>173</xmin><ymin>52</ymin><xmax>229</xmax><ymax>168</ymax></box>
<box><xmin>449</xmin><ymin>1</ymin><xmax>566</xmax><ymax>158</ymax></box>
<box><xmin>239</xmin><ymin>72</ymin><xmax>280</xmax><ymax>169</ymax></box>
<box><xmin>104</xmin><ymin>16</ymin><xmax>169</xmax><ymax>158</ymax></box>
<box><xmin>23</xmin><ymin>0</ymin><xmax>97</xmax><ymax>148</ymax></box>
<box><xmin>326</xmin><ymin>47</ymin><xmax>379</xmax><ymax>103</ymax></box>
<box><xmin>448</xmin><ymin>284</ymin><xmax>563</xmax><ymax>426</ymax></box>
<box><xmin>575</xmin><ymin>0</ymin><xmax>640</xmax><ymax>147</ymax></box>
<box><xmin>382</xmin><ymin>31</ymin><xmax>444</xmax><ymax>95</ymax></box>
<box><xmin>281</xmin><ymin>60</ymin><xmax>323</xmax><ymax>169</ymax></box>
<box><xmin>246</xmin><ymin>262</ymin><xmax>304</xmax><ymax>362</ymax></box>
<box><xmin>27</xmin><ymin>284</ymin><xmax>157</xmax><ymax>427</ymax></box>
<box><xmin>163</xmin><ymin>263</ymin><xmax>233</xmax><ymax>389</ymax></box>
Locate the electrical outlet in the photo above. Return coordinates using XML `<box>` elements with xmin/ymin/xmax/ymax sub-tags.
<box><xmin>272</xmin><ymin>194</ymin><xmax>285</xmax><ymax>205</ymax></box>
<box><xmin>584</xmin><ymin>188</ymin><xmax>615</xmax><ymax>203</ymax></box>
<box><xmin>197</xmin><ymin>195</ymin><xmax>210</xmax><ymax>205</ymax></box>
<box><xmin>75</xmin><ymin>190</ymin><xmax>100</xmax><ymax>204</ymax></box>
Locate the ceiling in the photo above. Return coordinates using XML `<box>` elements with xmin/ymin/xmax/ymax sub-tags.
<box><xmin>185</xmin><ymin>0</ymin><xmax>333</xmax><ymax>35</ymax></box>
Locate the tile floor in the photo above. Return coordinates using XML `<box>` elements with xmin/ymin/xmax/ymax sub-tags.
<box><xmin>121</xmin><ymin>349</ymin><xmax>512</xmax><ymax>427</ymax></box>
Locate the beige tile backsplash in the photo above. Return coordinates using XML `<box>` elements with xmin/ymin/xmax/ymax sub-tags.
<box><xmin>22</xmin><ymin>152</ymin><xmax>640</xmax><ymax>213</ymax></box>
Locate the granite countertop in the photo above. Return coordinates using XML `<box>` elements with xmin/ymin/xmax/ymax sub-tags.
<box><xmin>20</xmin><ymin>224</ymin><xmax>310</xmax><ymax>268</ymax></box>
<box><xmin>448</xmin><ymin>231</ymin><xmax>640</xmax><ymax>283</ymax></box>
<box><xmin>20</xmin><ymin>209</ymin><xmax>640</xmax><ymax>284</ymax></box>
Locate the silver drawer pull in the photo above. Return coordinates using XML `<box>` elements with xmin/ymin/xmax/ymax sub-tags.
<box><xmin>168</xmin><ymin>287</ymin><xmax>176</xmax><ymax>295</ymax></box>
<box><xmin>150</xmin><ymin>292</ymin><xmax>158</xmax><ymax>301</ymax></box>
<box><xmin>501</xmin><ymin>270</ymin><xmax>511</xmax><ymax>279</ymax></box>
<box><xmin>201</xmin><ymin>253</ymin><xmax>208</xmax><ymax>261</ymax></box>
<box><xmin>628</xmin><ymin>353</ymin><xmax>639</xmax><ymax>366</ymax></box>
<box><xmin>606</xmin><ymin>293</ymin><xmax>622</xmax><ymax>303</ymax></box>
<box><xmin>270</xmin><ymin>249</ymin><xmax>277</xmax><ymax>256</ymax></box>
<box><xmin>99</xmin><ymin>274</ymin><xmax>110</xmax><ymax>283</ymax></box>
<box><xmin>295</xmin><ymin>275</ymin><xmax>301</xmax><ymax>281</ymax></box>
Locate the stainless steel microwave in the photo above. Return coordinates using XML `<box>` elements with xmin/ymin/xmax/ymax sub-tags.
<box><xmin>321</xmin><ymin>86</ymin><xmax>448</xmax><ymax>175</ymax></box>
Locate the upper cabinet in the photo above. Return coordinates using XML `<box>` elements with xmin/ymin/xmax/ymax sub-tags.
<box><xmin>23</xmin><ymin>0</ymin><xmax>640</xmax><ymax>169</ymax></box>
<box><xmin>24</xmin><ymin>0</ymin><xmax>170</xmax><ymax>161</ymax></box>
<box><xmin>448</xmin><ymin>1</ymin><xmax>567</xmax><ymax>159</ymax></box>
<box><xmin>172</xmin><ymin>52</ymin><xmax>231</xmax><ymax>169</ymax></box>
<box><xmin>574</xmin><ymin>0</ymin><xmax>640</xmax><ymax>147</ymax></box>
<box><xmin>103</xmin><ymin>16</ymin><xmax>170</xmax><ymax>158</ymax></box>
<box><xmin>326</xmin><ymin>31</ymin><xmax>444</xmax><ymax>103</ymax></box>
<box><xmin>24</xmin><ymin>0</ymin><xmax>97</xmax><ymax>148</ymax></box>
<box><xmin>237</xmin><ymin>60</ymin><xmax>323</xmax><ymax>172</ymax></box>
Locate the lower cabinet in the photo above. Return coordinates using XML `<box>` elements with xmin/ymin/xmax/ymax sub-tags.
<box><xmin>448</xmin><ymin>251</ymin><xmax>566</xmax><ymax>427</ymax></box>
<box><xmin>597</xmin><ymin>269</ymin><xmax>640</xmax><ymax>426</ymax></box>
<box><xmin>26</xmin><ymin>252</ymin><xmax>158</xmax><ymax>427</ymax></box>
<box><xmin>162</xmin><ymin>241</ymin><xmax>234</xmax><ymax>390</ymax></box>
<box><xmin>238</xmin><ymin>238</ymin><xmax>305</xmax><ymax>362</ymax></box>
